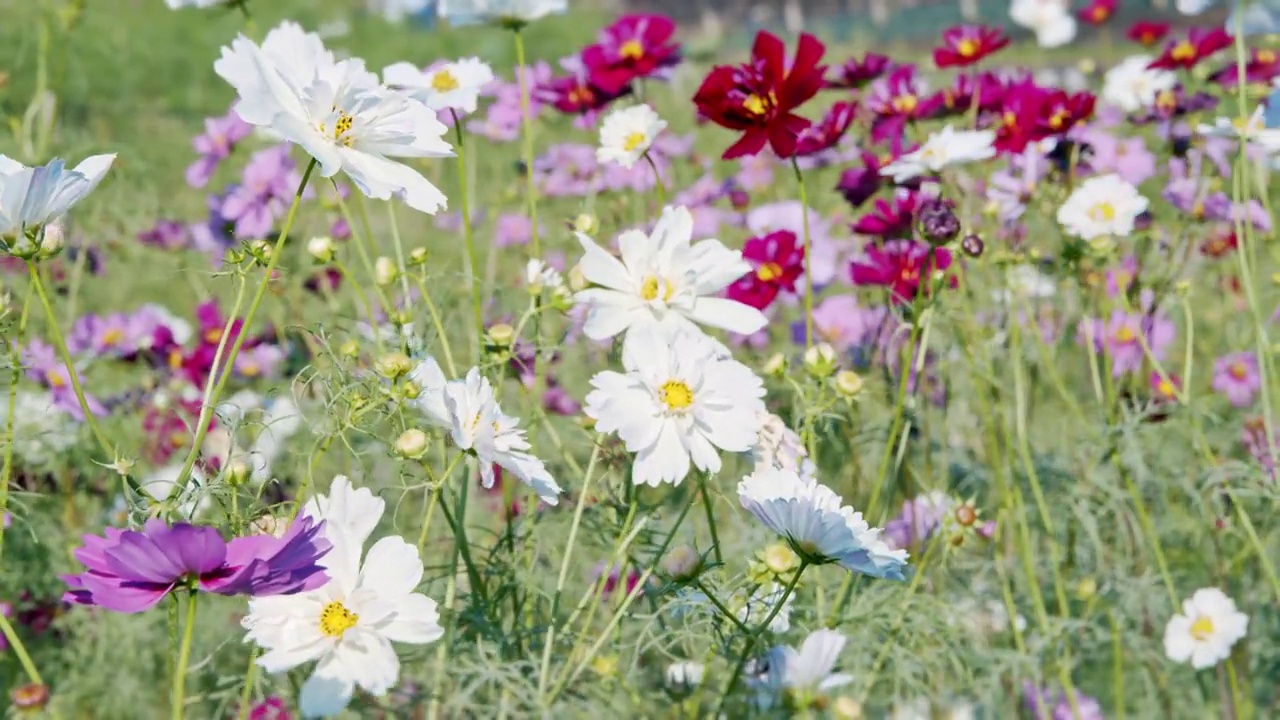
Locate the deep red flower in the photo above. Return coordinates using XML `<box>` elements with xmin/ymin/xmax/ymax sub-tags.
<box><xmin>693</xmin><ymin>31</ymin><xmax>827</xmax><ymax>159</ymax></box>
<box><xmin>1127</xmin><ymin>21</ymin><xmax>1170</xmax><ymax>47</ymax></box>
<box><xmin>1211</xmin><ymin>47</ymin><xmax>1280</xmax><ymax>87</ymax></box>
<box><xmin>836</xmin><ymin>141</ymin><xmax>920</xmax><ymax>207</ymax></box>
<box><xmin>826</xmin><ymin>52</ymin><xmax>894</xmax><ymax>89</ymax></box>
<box><xmin>867</xmin><ymin>65</ymin><xmax>940</xmax><ymax>143</ymax></box>
<box><xmin>929</xmin><ymin>72</ymin><xmax>1006</xmax><ymax>118</ymax></box>
<box><xmin>1200</xmin><ymin>229</ymin><xmax>1239</xmax><ymax>258</ymax></box>
<box><xmin>795</xmin><ymin>101</ymin><xmax>856</xmax><ymax>156</ymax></box>
<box><xmin>726</xmin><ymin>230</ymin><xmax>805</xmax><ymax>310</ymax></box>
<box><xmin>990</xmin><ymin>81</ymin><xmax>1094</xmax><ymax>153</ymax></box>
<box><xmin>933</xmin><ymin>25</ymin><xmax>1009</xmax><ymax>68</ymax></box>
<box><xmin>852</xmin><ymin>190</ymin><xmax>920</xmax><ymax>238</ymax></box>
<box><xmin>849</xmin><ymin>239</ymin><xmax>953</xmax><ymax>304</ymax></box>
<box><xmin>581</xmin><ymin>14</ymin><xmax>681</xmax><ymax>95</ymax></box>
<box><xmin>1149</xmin><ymin>28</ymin><xmax>1234</xmax><ymax>71</ymax></box>
<box><xmin>1035</xmin><ymin>89</ymin><xmax>1095</xmax><ymax>137</ymax></box>
<box><xmin>537</xmin><ymin>66</ymin><xmax>630</xmax><ymax>118</ymax></box>
<box><xmin>1077</xmin><ymin>0</ymin><xmax>1117</xmax><ymax>25</ymax></box>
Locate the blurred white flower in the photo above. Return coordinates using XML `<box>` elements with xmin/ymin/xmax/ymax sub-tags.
<box><xmin>384</xmin><ymin>58</ymin><xmax>494</xmax><ymax>114</ymax></box>
<box><xmin>246</xmin><ymin>397</ymin><xmax>305</xmax><ymax>485</ymax></box>
<box><xmin>738</xmin><ymin>466</ymin><xmax>909</xmax><ymax>579</ymax></box>
<box><xmin>0</xmin><ymin>392</ymin><xmax>78</xmax><ymax>467</ymax></box>
<box><xmin>574</xmin><ymin>205</ymin><xmax>766</xmax><ymax>355</ymax></box>
<box><xmin>408</xmin><ymin>355</ymin><xmax>450</xmax><ymax>423</ymax></box>
<box><xmin>757</xmin><ymin>629</ymin><xmax>853</xmax><ymax>696</ymax></box>
<box><xmin>1163</xmin><ymin>587</ymin><xmax>1248</xmax><ymax>669</ymax></box>
<box><xmin>665</xmin><ymin>661</ymin><xmax>705</xmax><ymax>689</ymax></box>
<box><xmin>1176</xmin><ymin>0</ymin><xmax>1213</xmax><ymax>15</ymax></box>
<box><xmin>1056</xmin><ymin>173</ymin><xmax>1148</xmax><ymax>242</ymax></box>
<box><xmin>995</xmin><ymin>264</ymin><xmax>1057</xmax><ymax>303</ymax></box>
<box><xmin>525</xmin><ymin>258</ymin><xmax>564</xmax><ymax>293</ymax></box>
<box><xmin>737</xmin><ymin>582</ymin><xmax>796</xmax><ymax>634</ymax></box>
<box><xmin>1102</xmin><ymin>56</ymin><xmax>1177</xmax><ymax>113</ymax></box>
<box><xmin>442</xmin><ymin>368</ymin><xmax>562</xmax><ymax>504</ymax></box>
<box><xmin>1009</xmin><ymin>0</ymin><xmax>1077</xmax><ymax>48</ymax></box>
<box><xmin>750</xmin><ymin>411</ymin><xmax>814</xmax><ymax>480</ymax></box>
<box><xmin>880</xmin><ymin>126</ymin><xmax>995</xmax><ymax>182</ymax></box>
<box><xmin>437</xmin><ymin>0</ymin><xmax>567</xmax><ymax>25</ymax></box>
<box><xmin>215</xmin><ymin>21</ymin><xmax>454</xmax><ymax>214</ymax></box>
<box><xmin>0</xmin><ymin>154</ymin><xmax>115</xmax><ymax>245</ymax></box>
<box><xmin>585</xmin><ymin>327</ymin><xmax>764</xmax><ymax>486</ymax></box>
<box><xmin>596</xmin><ymin>104</ymin><xmax>667</xmax><ymax>170</ymax></box>
<box><xmin>245</xmin><ymin>477</ymin><xmax>443</xmax><ymax>718</ymax></box>
<box><xmin>368</xmin><ymin>0</ymin><xmax>431</xmax><ymax>22</ymax></box>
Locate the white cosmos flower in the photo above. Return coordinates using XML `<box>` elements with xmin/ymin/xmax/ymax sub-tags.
<box><xmin>738</xmin><ymin>466</ymin><xmax>909</xmax><ymax>579</ymax></box>
<box><xmin>665</xmin><ymin>661</ymin><xmax>705</xmax><ymax>689</ymax></box>
<box><xmin>574</xmin><ymin>205</ymin><xmax>767</xmax><ymax>354</ymax></box>
<box><xmin>1009</xmin><ymin>0</ymin><xmax>1078</xmax><ymax>48</ymax></box>
<box><xmin>1163</xmin><ymin>587</ymin><xmax>1249</xmax><ymax>669</ymax></box>
<box><xmin>880</xmin><ymin>126</ymin><xmax>995</xmax><ymax>182</ymax></box>
<box><xmin>0</xmin><ymin>154</ymin><xmax>115</xmax><ymax>245</ymax></box>
<box><xmin>244</xmin><ymin>477</ymin><xmax>442</xmax><ymax>718</ymax></box>
<box><xmin>1056</xmin><ymin>173</ymin><xmax>1149</xmax><ymax>242</ymax></box>
<box><xmin>1197</xmin><ymin>107</ymin><xmax>1280</xmax><ymax>154</ymax></box>
<box><xmin>215</xmin><ymin>21</ymin><xmax>454</xmax><ymax>214</ymax></box>
<box><xmin>750</xmin><ymin>411</ymin><xmax>815</xmax><ymax>481</ymax></box>
<box><xmin>1176</xmin><ymin>0</ymin><xmax>1213</xmax><ymax>15</ymax></box>
<box><xmin>383</xmin><ymin>57</ymin><xmax>494</xmax><ymax>114</ymax></box>
<box><xmin>246</xmin><ymin>396</ymin><xmax>306</xmax><ymax>485</ymax></box>
<box><xmin>442</xmin><ymin>367</ymin><xmax>562</xmax><ymax>505</ymax></box>
<box><xmin>596</xmin><ymin>104</ymin><xmax>667</xmax><ymax>169</ymax></box>
<box><xmin>585</xmin><ymin>328</ymin><xmax>764</xmax><ymax>486</ymax></box>
<box><xmin>438</xmin><ymin>0</ymin><xmax>567</xmax><ymax>24</ymax></box>
<box><xmin>0</xmin><ymin>391</ymin><xmax>78</xmax><ymax>467</ymax></box>
<box><xmin>1102</xmin><ymin>56</ymin><xmax>1177</xmax><ymax>113</ymax></box>
<box><xmin>407</xmin><ymin>354</ymin><xmax>450</xmax><ymax>423</ymax></box>
<box><xmin>757</xmin><ymin>629</ymin><xmax>854</xmax><ymax>696</ymax></box>
<box><xmin>525</xmin><ymin>258</ymin><xmax>564</xmax><ymax>293</ymax></box>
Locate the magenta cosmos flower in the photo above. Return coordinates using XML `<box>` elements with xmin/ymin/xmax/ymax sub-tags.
<box><xmin>63</xmin><ymin>518</ymin><xmax>330</xmax><ymax>613</ymax></box>
<box><xmin>727</xmin><ymin>230</ymin><xmax>805</xmax><ymax>310</ymax></box>
<box><xmin>825</xmin><ymin>52</ymin><xmax>893</xmax><ymax>89</ymax></box>
<box><xmin>582</xmin><ymin>14</ymin><xmax>680</xmax><ymax>95</ymax></box>
<box><xmin>933</xmin><ymin>25</ymin><xmax>1009</xmax><ymax>68</ymax></box>
<box><xmin>1212</xmin><ymin>352</ymin><xmax>1261</xmax><ymax>407</ymax></box>
<box><xmin>849</xmin><ymin>240</ymin><xmax>953</xmax><ymax>304</ymax></box>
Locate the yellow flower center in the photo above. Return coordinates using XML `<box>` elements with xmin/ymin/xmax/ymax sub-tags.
<box><xmin>1170</xmin><ymin>40</ymin><xmax>1196</xmax><ymax>62</ymax></box>
<box><xmin>205</xmin><ymin>328</ymin><xmax>223</xmax><ymax>344</ymax></box>
<box><xmin>1259</xmin><ymin>49</ymin><xmax>1277</xmax><ymax>64</ymax></box>
<box><xmin>102</xmin><ymin>328</ymin><xmax>125</xmax><ymax>346</ymax></box>
<box><xmin>957</xmin><ymin>38</ymin><xmax>979</xmax><ymax>57</ymax></box>
<box><xmin>658</xmin><ymin>380</ymin><xmax>694</xmax><ymax>411</ymax></box>
<box><xmin>240</xmin><ymin>361</ymin><xmax>260</xmax><ymax>377</ymax></box>
<box><xmin>755</xmin><ymin>262</ymin><xmax>784</xmax><ymax>282</ymax></box>
<box><xmin>1190</xmin><ymin>614</ymin><xmax>1214</xmax><ymax>640</ymax></box>
<box><xmin>619</xmin><ymin>39</ymin><xmax>644</xmax><ymax>61</ymax></box>
<box><xmin>48</xmin><ymin>372</ymin><xmax>66</xmax><ymax>388</ymax></box>
<box><xmin>319</xmin><ymin>601</ymin><xmax>359</xmax><ymax>637</ymax></box>
<box><xmin>639</xmin><ymin>275</ymin><xmax>674</xmax><ymax>302</ymax></box>
<box><xmin>1230</xmin><ymin>362</ymin><xmax>1249</xmax><ymax>380</ymax></box>
<box><xmin>431</xmin><ymin>69</ymin><xmax>460</xmax><ymax>92</ymax></box>
<box><xmin>622</xmin><ymin>131</ymin><xmax>647</xmax><ymax>152</ymax></box>
<box><xmin>892</xmin><ymin>94</ymin><xmax>918</xmax><ymax>114</ymax></box>
<box><xmin>1089</xmin><ymin>202</ymin><xmax>1117</xmax><ymax>222</ymax></box>
<box><xmin>1158</xmin><ymin>379</ymin><xmax>1175</xmax><ymax>396</ymax></box>
<box><xmin>742</xmin><ymin>93</ymin><xmax>769</xmax><ymax>117</ymax></box>
<box><xmin>1114</xmin><ymin>326</ymin><xmax>1136</xmax><ymax>343</ymax></box>
<box><xmin>168</xmin><ymin>350</ymin><xmax>184</xmax><ymax>369</ymax></box>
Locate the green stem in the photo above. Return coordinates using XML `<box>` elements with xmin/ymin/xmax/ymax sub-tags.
<box><xmin>412</xmin><ymin>273</ymin><xmax>458</xmax><ymax>377</ymax></box>
<box><xmin>171</xmin><ymin>158</ymin><xmax>316</xmax><ymax>495</ymax></box>
<box><xmin>513</xmin><ymin>28</ymin><xmax>540</xmax><ymax>261</ymax></box>
<box><xmin>691</xmin><ymin>579</ymin><xmax>752</xmax><ymax>635</ymax></box>
<box><xmin>236</xmin><ymin>649</ymin><xmax>258</xmax><ymax>720</ymax></box>
<box><xmin>0</xmin><ymin>291</ymin><xmax>26</xmax><ymax>560</ymax></box>
<box><xmin>171</xmin><ymin>591</ymin><xmax>198</xmax><ymax>720</ymax></box>
<box><xmin>698</xmin><ymin>472</ymin><xmax>723</xmax><ymax>566</ymax></box>
<box><xmin>717</xmin><ymin>562</ymin><xmax>807</xmax><ymax>713</ymax></box>
<box><xmin>417</xmin><ymin>453</ymin><xmax>461</xmax><ymax>551</ymax></box>
<box><xmin>790</xmin><ymin>156</ymin><xmax>814</xmax><ymax>349</ymax></box>
<box><xmin>439</xmin><ymin>464</ymin><xmax>487</xmax><ymax>605</ymax></box>
<box><xmin>450</xmin><ymin>110</ymin><xmax>485</xmax><ymax>357</ymax></box>
<box><xmin>643</xmin><ymin>151</ymin><xmax>667</xmax><ymax>206</ymax></box>
<box><xmin>0</xmin><ymin>608</ymin><xmax>43</xmax><ymax>685</ymax></box>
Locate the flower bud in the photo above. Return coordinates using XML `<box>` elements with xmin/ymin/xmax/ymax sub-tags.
<box><xmin>917</xmin><ymin>197</ymin><xmax>960</xmax><ymax>245</ymax></box>
<box><xmin>1076</xmin><ymin>576</ymin><xmax>1098</xmax><ymax>601</ymax></box>
<box><xmin>803</xmin><ymin>343</ymin><xmax>838</xmax><ymax>377</ymax></box>
<box><xmin>374</xmin><ymin>351</ymin><xmax>412</xmax><ymax>379</ymax></box>
<box><xmin>833</xmin><ymin>697</ymin><xmax>864</xmax><ymax>719</ymax></box>
<box><xmin>402</xmin><ymin>381</ymin><xmax>422</xmax><ymax>400</ymax></box>
<box><xmin>486</xmin><ymin>322</ymin><xmax>515</xmax><ymax>348</ymax></box>
<box><xmin>661</xmin><ymin>544</ymin><xmax>702</xmax><ymax>581</ymax></box>
<box><xmin>36</xmin><ymin>223</ymin><xmax>65</xmax><ymax>259</ymax></box>
<box><xmin>10</xmin><ymin>683</ymin><xmax>50</xmax><ymax>711</ymax></box>
<box><xmin>568</xmin><ymin>263</ymin><xmax>588</xmax><ymax>292</ymax></box>
<box><xmin>408</xmin><ymin>247</ymin><xmax>429</xmax><ymax>265</ymax></box>
<box><xmin>394</xmin><ymin>428</ymin><xmax>429</xmax><ymax>459</ymax></box>
<box><xmin>728</xmin><ymin>188</ymin><xmax>751</xmax><ymax>210</ymax></box>
<box><xmin>374</xmin><ymin>256</ymin><xmax>397</xmax><ymax>287</ymax></box>
<box><xmin>249</xmin><ymin>239</ymin><xmax>273</xmax><ymax>263</ymax></box>
<box><xmin>338</xmin><ymin>339</ymin><xmax>360</xmax><ymax>358</ymax></box>
<box><xmin>961</xmin><ymin>234</ymin><xmax>985</xmax><ymax>258</ymax></box>
<box><xmin>250</xmin><ymin>514</ymin><xmax>288</xmax><ymax>538</ymax></box>
<box><xmin>763</xmin><ymin>543</ymin><xmax>799</xmax><ymax>575</ymax></box>
<box><xmin>572</xmin><ymin>213</ymin><xmax>598</xmax><ymax>235</ymax></box>
<box><xmin>833</xmin><ymin>370</ymin><xmax>864</xmax><ymax>397</ymax></box>
<box><xmin>307</xmin><ymin>236</ymin><xmax>335</xmax><ymax>263</ymax></box>
<box><xmin>225</xmin><ymin>458</ymin><xmax>251</xmax><ymax>487</ymax></box>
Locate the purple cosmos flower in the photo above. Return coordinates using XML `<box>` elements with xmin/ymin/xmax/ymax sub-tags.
<box><xmin>62</xmin><ymin>517</ymin><xmax>330</xmax><ymax>613</ymax></box>
<box><xmin>803</xmin><ymin>295</ymin><xmax>891</xmax><ymax>352</ymax></box>
<box><xmin>534</xmin><ymin>143</ymin><xmax>600</xmax><ymax>197</ymax></box>
<box><xmin>987</xmin><ymin>145</ymin><xmax>1048</xmax><ymax>223</ymax></box>
<box><xmin>1164</xmin><ymin>150</ymin><xmax>1231</xmax><ymax>221</ymax></box>
<box><xmin>1022</xmin><ymin>683</ymin><xmax>1105</xmax><ymax>720</ymax></box>
<box><xmin>883</xmin><ymin>491</ymin><xmax>952</xmax><ymax>550</ymax></box>
<box><xmin>733</xmin><ymin>153</ymin><xmax>776</xmax><ymax>192</ymax></box>
<box><xmin>1212</xmin><ymin>352</ymin><xmax>1260</xmax><ymax>407</ymax></box>
<box><xmin>67</xmin><ymin>313</ymin><xmax>146</xmax><ymax>357</ymax></box>
<box><xmin>1078</xmin><ymin>309</ymin><xmax>1175</xmax><ymax>377</ymax></box>
<box><xmin>221</xmin><ymin>145</ymin><xmax>302</xmax><ymax>240</ymax></box>
<box><xmin>234</xmin><ymin>343</ymin><xmax>286</xmax><ymax>379</ymax></box>
<box><xmin>1078</xmin><ymin>126</ymin><xmax>1155</xmax><ymax>186</ymax></box>
<box><xmin>138</xmin><ymin>219</ymin><xmax>189</xmax><ymax>250</ymax></box>
<box><xmin>494</xmin><ymin>213</ymin><xmax>534</xmax><ymax>248</ymax></box>
<box><xmin>186</xmin><ymin>109</ymin><xmax>252</xmax><ymax>188</ymax></box>
<box><xmin>467</xmin><ymin>64</ymin><xmax>551</xmax><ymax>143</ymax></box>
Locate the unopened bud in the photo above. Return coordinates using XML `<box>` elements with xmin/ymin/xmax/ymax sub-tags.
<box><xmin>568</xmin><ymin>263</ymin><xmax>588</xmax><ymax>292</ymax></box>
<box><xmin>374</xmin><ymin>351</ymin><xmax>413</xmax><ymax>379</ymax></box>
<box><xmin>374</xmin><ymin>256</ymin><xmax>397</xmax><ymax>287</ymax></box>
<box><xmin>917</xmin><ymin>197</ymin><xmax>960</xmax><ymax>245</ymax></box>
<box><xmin>226</xmin><ymin>459</ymin><xmax>251</xmax><ymax>486</ymax></box>
<box><xmin>1076</xmin><ymin>577</ymin><xmax>1098</xmax><ymax>601</ymax></box>
<box><xmin>762</xmin><ymin>352</ymin><xmax>787</xmax><ymax>378</ymax></box>
<box><xmin>402</xmin><ymin>381</ymin><xmax>422</xmax><ymax>400</ymax></box>
<box><xmin>662</xmin><ymin>544</ymin><xmax>702</xmax><ymax>581</ymax></box>
<box><xmin>833</xmin><ymin>370</ymin><xmax>864</xmax><ymax>397</ymax></box>
<box><xmin>408</xmin><ymin>247</ymin><xmax>429</xmax><ymax>265</ymax></box>
<box><xmin>307</xmin><ymin>236</ymin><xmax>335</xmax><ymax>263</ymax></box>
<box><xmin>833</xmin><ymin>697</ymin><xmax>864</xmax><ymax>720</ymax></box>
<box><xmin>803</xmin><ymin>343</ymin><xmax>838</xmax><ymax>377</ymax></box>
<box><xmin>763</xmin><ymin>543</ymin><xmax>799</xmax><ymax>575</ymax></box>
<box><xmin>961</xmin><ymin>233</ymin><xmax>985</xmax><ymax>258</ymax></box>
<box><xmin>572</xmin><ymin>213</ymin><xmax>598</xmax><ymax>235</ymax></box>
<box><xmin>394</xmin><ymin>428</ymin><xmax>429</xmax><ymax>459</ymax></box>
<box><xmin>338</xmin><ymin>339</ymin><xmax>360</xmax><ymax>358</ymax></box>
<box><xmin>486</xmin><ymin>322</ymin><xmax>515</xmax><ymax>347</ymax></box>
<box><xmin>37</xmin><ymin>223</ymin><xmax>65</xmax><ymax>258</ymax></box>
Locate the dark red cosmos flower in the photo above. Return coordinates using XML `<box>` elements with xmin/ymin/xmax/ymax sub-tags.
<box><xmin>1211</xmin><ymin>47</ymin><xmax>1280</xmax><ymax>87</ymax></box>
<box><xmin>867</xmin><ymin>65</ymin><xmax>939</xmax><ymax>143</ymax></box>
<box><xmin>1200</xmin><ymin>228</ymin><xmax>1238</xmax><ymax>258</ymax></box>
<box><xmin>1077</xmin><ymin>0</ymin><xmax>1117</xmax><ymax>25</ymax></box>
<box><xmin>581</xmin><ymin>14</ymin><xmax>681</xmax><ymax>95</ymax></box>
<box><xmin>1127</xmin><ymin>20</ymin><xmax>1170</xmax><ymax>47</ymax></box>
<box><xmin>990</xmin><ymin>82</ymin><xmax>1094</xmax><ymax>153</ymax></box>
<box><xmin>693</xmin><ymin>31</ymin><xmax>827</xmax><ymax>159</ymax></box>
<box><xmin>1035</xmin><ymin>89</ymin><xmax>1095</xmax><ymax>136</ymax></box>
<box><xmin>933</xmin><ymin>25</ymin><xmax>1010</xmax><ymax>68</ymax></box>
<box><xmin>929</xmin><ymin>72</ymin><xmax>1006</xmax><ymax>118</ymax></box>
<box><xmin>852</xmin><ymin>190</ymin><xmax>920</xmax><ymax>238</ymax></box>
<box><xmin>537</xmin><ymin>66</ymin><xmax>630</xmax><ymax>118</ymax></box>
<box><xmin>795</xmin><ymin>101</ymin><xmax>856</xmax><ymax>156</ymax></box>
<box><xmin>1149</xmin><ymin>28</ymin><xmax>1234</xmax><ymax>71</ymax></box>
<box><xmin>826</xmin><ymin>52</ymin><xmax>893</xmax><ymax>89</ymax></box>
<box><xmin>849</xmin><ymin>239</ymin><xmax>953</xmax><ymax>304</ymax></box>
<box><xmin>726</xmin><ymin>230</ymin><xmax>806</xmax><ymax>310</ymax></box>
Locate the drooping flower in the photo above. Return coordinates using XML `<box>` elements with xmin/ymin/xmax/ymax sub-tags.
<box><xmin>726</xmin><ymin>230</ymin><xmax>805</xmax><ymax>310</ymax></box>
<box><xmin>0</xmin><ymin>154</ymin><xmax>116</xmax><ymax>252</ymax></box>
<box><xmin>186</xmin><ymin>109</ymin><xmax>252</xmax><ymax>188</ymax></box>
<box><xmin>581</xmin><ymin>14</ymin><xmax>680</xmax><ymax>95</ymax></box>
<box><xmin>1127</xmin><ymin>21</ymin><xmax>1170</xmax><ymax>47</ymax></box>
<box><xmin>244</xmin><ymin>477</ymin><xmax>443</xmax><ymax>718</ymax></box>
<box><xmin>214</xmin><ymin>21</ymin><xmax>453</xmax><ymax>214</ymax></box>
<box><xmin>849</xmin><ymin>239</ymin><xmax>953</xmax><ymax>305</ymax></box>
<box><xmin>596</xmin><ymin>103</ymin><xmax>666</xmax><ymax>169</ymax></box>
<box><xmin>1056</xmin><ymin>173</ymin><xmax>1149</xmax><ymax>242</ymax></box>
<box><xmin>738</xmin><ymin>466</ymin><xmax>908</xmax><ymax>579</ymax></box>
<box><xmin>1149</xmin><ymin>28</ymin><xmax>1233</xmax><ymax>71</ymax></box>
<box><xmin>1102</xmin><ymin>55</ymin><xmax>1177</xmax><ymax>113</ymax></box>
<box><xmin>584</xmin><ymin>327</ymin><xmax>764</xmax><ymax>486</ymax></box>
<box><xmin>879</xmin><ymin>125</ymin><xmax>995</xmax><ymax>182</ymax></box>
<box><xmin>63</xmin><ymin>517</ymin><xmax>330</xmax><ymax>613</ymax></box>
<box><xmin>933</xmin><ymin>25</ymin><xmax>1009</xmax><ymax>68</ymax></box>
<box><xmin>383</xmin><ymin>57</ymin><xmax>495</xmax><ymax>114</ymax></box>
<box><xmin>693</xmin><ymin>31</ymin><xmax>827</xmax><ymax>159</ymax></box>
<box><xmin>1163</xmin><ymin>587</ymin><xmax>1248</xmax><ymax>669</ymax></box>
<box><xmin>1211</xmin><ymin>352</ymin><xmax>1261</xmax><ymax>407</ymax></box>
<box><xmin>573</xmin><ymin>205</ymin><xmax>766</xmax><ymax>353</ymax></box>
<box><xmin>825</xmin><ymin>52</ymin><xmax>893</xmax><ymax>89</ymax></box>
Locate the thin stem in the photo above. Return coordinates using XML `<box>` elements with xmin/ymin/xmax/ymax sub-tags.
<box><xmin>171</xmin><ymin>591</ymin><xmax>199</xmax><ymax>720</ymax></box>
<box><xmin>236</xmin><ymin>649</ymin><xmax>258</xmax><ymax>720</ymax></box>
<box><xmin>171</xmin><ymin>158</ymin><xmax>316</xmax><ymax>495</ymax></box>
<box><xmin>450</xmin><ymin>110</ymin><xmax>485</xmax><ymax>356</ymax></box>
<box><xmin>513</xmin><ymin>28</ymin><xmax>540</xmax><ymax>261</ymax></box>
<box><xmin>643</xmin><ymin>151</ymin><xmax>667</xmax><ymax>206</ymax></box>
<box><xmin>718</xmin><ymin>563</ymin><xmax>807</xmax><ymax>712</ymax></box>
<box><xmin>417</xmin><ymin>453</ymin><xmax>461</xmax><ymax>551</ymax></box>
<box><xmin>698</xmin><ymin>472</ymin><xmax>723</xmax><ymax>566</ymax></box>
<box><xmin>413</xmin><ymin>273</ymin><xmax>458</xmax><ymax>377</ymax></box>
<box><xmin>384</xmin><ymin>201</ymin><xmax>414</xmax><ymax>314</ymax></box>
<box><xmin>0</xmin><ymin>608</ymin><xmax>43</xmax><ymax>685</ymax></box>
<box><xmin>691</xmin><ymin>579</ymin><xmax>752</xmax><ymax>635</ymax></box>
<box><xmin>789</xmin><ymin>156</ymin><xmax>814</xmax><ymax>348</ymax></box>
<box><xmin>438</xmin><ymin>464</ymin><xmax>487</xmax><ymax>605</ymax></box>
<box><xmin>0</xmin><ymin>293</ymin><xmax>26</xmax><ymax>560</ymax></box>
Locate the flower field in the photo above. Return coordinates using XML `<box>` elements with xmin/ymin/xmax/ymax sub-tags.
<box><xmin>1</xmin><ymin>0</ymin><xmax>1279</xmax><ymax>717</ymax></box>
